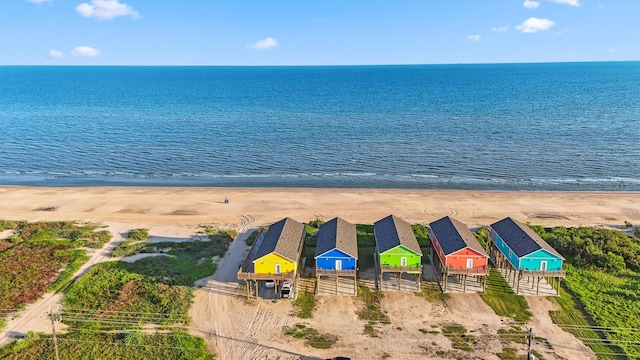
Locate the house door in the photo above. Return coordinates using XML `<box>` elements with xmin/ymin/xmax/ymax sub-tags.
<box><xmin>275</xmin><ymin>264</ymin><xmax>281</xmax><ymax>274</ymax></box>
<box><xmin>466</xmin><ymin>259</ymin><xmax>473</xmax><ymax>269</ymax></box>
<box><xmin>335</xmin><ymin>260</ymin><xmax>342</xmax><ymax>271</ymax></box>
<box><xmin>401</xmin><ymin>257</ymin><xmax>407</xmax><ymax>266</ymax></box>
<box><xmin>540</xmin><ymin>261</ymin><xmax>547</xmax><ymax>271</ymax></box>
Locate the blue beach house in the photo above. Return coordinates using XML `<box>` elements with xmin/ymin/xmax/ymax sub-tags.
<box><xmin>314</xmin><ymin>217</ymin><xmax>358</xmax><ymax>294</ymax></box>
<box><xmin>488</xmin><ymin>217</ymin><xmax>565</xmax><ymax>294</ymax></box>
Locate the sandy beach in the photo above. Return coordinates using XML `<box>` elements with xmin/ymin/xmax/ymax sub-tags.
<box><xmin>1</xmin><ymin>186</ymin><xmax>639</xmax><ymax>230</ymax></box>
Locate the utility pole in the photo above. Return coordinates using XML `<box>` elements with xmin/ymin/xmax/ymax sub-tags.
<box><xmin>526</xmin><ymin>325</ymin><xmax>534</xmax><ymax>360</ymax></box>
<box><xmin>50</xmin><ymin>308</ymin><xmax>60</xmax><ymax>360</ymax></box>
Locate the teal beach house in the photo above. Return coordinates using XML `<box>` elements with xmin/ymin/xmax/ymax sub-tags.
<box><xmin>488</xmin><ymin>217</ymin><xmax>565</xmax><ymax>294</ymax></box>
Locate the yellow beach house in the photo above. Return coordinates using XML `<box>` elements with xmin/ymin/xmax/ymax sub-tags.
<box><xmin>238</xmin><ymin>217</ymin><xmax>305</xmax><ymax>298</ymax></box>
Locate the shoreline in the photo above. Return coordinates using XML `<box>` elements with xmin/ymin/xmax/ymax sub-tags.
<box><xmin>1</xmin><ymin>185</ymin><xmax>639</xmax><ymax>230</ymax></box>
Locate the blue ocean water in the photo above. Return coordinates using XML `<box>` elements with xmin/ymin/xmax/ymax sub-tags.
<box><xmin>0</xmin><ymin>62</ymin><xmax>639</xmax><ymax>190</ymax></box>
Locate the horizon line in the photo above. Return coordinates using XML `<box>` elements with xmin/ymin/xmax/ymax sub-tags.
<box><xmin>1</xmin><ymin>60</ymin><xmax>638</xmax><ymax>67</ymax></box>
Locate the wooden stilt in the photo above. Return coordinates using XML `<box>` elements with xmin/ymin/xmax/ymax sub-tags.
<box><xmin>354</xmin><ymin>275</ymin><xmax>357</xmax><ymax>296</ymax></box>
<box><xmin>463</xmin><ymin>274</ymin><xmax>467</xmax><ymax>292</ymax></box>
<box><xmin>335</xmin><ymin>276</ymin><xmax>339</xmax><ymax>295</ymax></box>
<box><xmin>536</xmin><ymin>276</ymin><xmax>541</xmax><ymax>295</ymax></box>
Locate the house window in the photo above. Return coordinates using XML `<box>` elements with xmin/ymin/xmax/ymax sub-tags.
<box><xmin>466</xmin><ymin>259</ymin><xmax>473</xmax><ymax>269</ymax></box>
<box><xmin>401</xmin><ymin>257</ymin><xmax>407</xmax><ymax>266</ymax></box>
<box><xmin>275</xmin><ymin>264</ymin><xmax>281</xmax><ymax>274</ymax></box>
<box><xmin>540</xmin><ymin>261</ymin><xmax>547</xmax><ymax>271</ymax></box>
<box><xmin>335</xmin><ymin>260</ymin><xmax>342</xmax><ymax>271</ymax></box>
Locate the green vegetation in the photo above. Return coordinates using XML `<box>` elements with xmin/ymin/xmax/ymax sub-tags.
<box><xmin>355</xmin><ymin>224</ymin><xmax>376</xmax><ymax>273</ymax></box>
<box><xmin>2</xmin><ymin>220</ymin><xmax>111</xmax><ymax>248</ymax></box>
<box><xmin>441</xmin><ymin>323</ymin><xmax>475</xmax><ymax>352</ymax></box>
<box><xmin>111</xmin><ymin>228</ymin><xmax>150</xmax><ymax>257</ymax></box>
<box><xmin>3</xmin><ymin>239</ymin><xmax>216</xmax><ymax>358</ymax></box>
<box><xmin>63</xmin><ymin>261</ymin><xmax>192</xmax><ymax>328</ymax></box>
<box><xmin>497</xmin><ymin>326</ymin><xmax>527</xmax><ymax>345</ymax></box>
<box><xmin>474</xmin><ymin>226</ymin><xmax>491</xmax><ymax>251</ymax></box>
<box><xmin>292</xmin><ymin>291</ymin><xmax>316</xmax><ymax>319</ymax></box>
<box><xmin>529</xmin><ymin>225</ymin><xmax>639</xmax><ymax>272</ymax></box>
<box><xmin>411</xmin><ymin>223</ymin><xmax>430</xmax><ymax>247</ymax></box>
<box><xmin>479</xmin><ymin>267</ymin><xmax>532</xmax><ymax>322</ymax></box>
<box><xmin>283</xmin><ymin>323</ymin><xmax>336</xmax><ymax>349</ymax></box>
<box><xmin>496</xmin><ymin>347</ymin><xmax>526</xmax><ymax>360</ymax></box>
<box><xmin>531</xmin><ymin>226</ymin><xmax>640</xmax><ymax>359</ymax></box>
<box><xmin>0</xmin><ymin>330</ymin><xmax>212</xmax><ymax>360</ymax></box>
<box><xmin>0</xmin><ymin>220</ymin><xmax>109</xmax><ymax>314</ymax></box>
<box><xmin>415</xmin><ymin>281</ymin><xmax>450</xmax><ymax>302</ymax></box>
<box><xmin>244</xmin><ymin>229</ymin><xmax>260</xmax><ymax>246</ymax></box>
<box><xmin>356</xmin><ymin>283</ymin><xmax>390</xmax><ymax>324</ymax></box>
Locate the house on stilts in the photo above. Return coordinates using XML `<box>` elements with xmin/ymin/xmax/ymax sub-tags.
<box><xmin>374</xmin><ymin>215</ymin><xmax>423</xmax><ymax>290</ymax></box>
<box><xmin>428</xmin><ymin>216</ymin><xmax>489</xmax><ymax>293</ymax></box>
<box><xmin>314</xmin><ymin>217</ymin><xmax>358</xmax><ymax>295</ymax></box>
<box><xmin>237</xmin><ymin>217</ymin><xmax>305</xmax><ymax>299</ymax></box>
<box><xmin>488</xmin><ymin>217</ymin><xmax>565</xmax><ymax>295</ymax></box>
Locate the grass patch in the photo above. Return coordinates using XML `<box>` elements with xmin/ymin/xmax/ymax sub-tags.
<box><xmin>415</xmin><ymin>281</ymin><xmax>450</xmax><ymax>302</ymax></box>
<box><xmin>111</xmin><ymin>228</ymin><xmax>150</xmax><ymax>257</ymax></box>
<box><xmin>356</xmin><ymin>284</ymin><xmax>390</xmax><ymax>324</ymax></box>
<box><xmin>0</xmin><ymin>330</ymin><xmax>213</xmax><ymax>360</ymax></box>
<box><xmin>497</xmin><ymin>326</ymin><xmax>527</xmax><ymax>344</ymax></box>
<box><xmin>244</xmin><ymin>230</ymin><xmax>260</xmax><ymax>246</ymax></box>
<box><xmin>292</xmin><ymin>291</ymin><xmax>315</xmax><ymax>319</ymax></box>
<box><xmin>441</xmin><ymin>323</ymin><xmax>475</xmax><ymax>352</ymax></box>
<box><xmin>283</xmin><ymin>323</ymin><xmax>336</xmax><ymax>349</ymax></box>
<box><xmin>480</xmin><ymin>267</ymin><xmax>532</xmax><ymax>322</ymax></box>
<box><xmin>548</xmin><ymin>282</ymin><xmax>627</xmax><ymax>360</ymax></box>
<box><xmin>363</xmin><ymin>322</ymin><xmax>379</xmax><ymax>337</ymax></box>
<box><xmin>357</xmin><ymin>283</ymin><xmax>389</xmax><ymax>338</ymax></box>
<box><xmin>496</xmin><ymin>347</ymin><xmax>527</xmax><ymax>360</ymax></box>
<box><xmin>0</xmin><ymin>221</ymin><xmax>110</xmax><ymax>311</ymax></box>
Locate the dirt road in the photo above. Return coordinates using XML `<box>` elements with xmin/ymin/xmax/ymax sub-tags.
<box><xmin>189</xmin><ymin>229</ymin><xmax>319</xmax><ymax>360</ymax></box>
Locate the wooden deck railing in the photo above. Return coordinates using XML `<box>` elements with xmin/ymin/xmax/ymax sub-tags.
<box><xmin>237</xmin><ymin>271</ymin><xmax>295</xmax><ymax>280</ymax></box>
<box><xmin>379</xmin><ymin>265</ymin><xmax>422</xmax><ymax>273</ymax></box>
<box><xmin>315</xmin><ymin>269</ymin><xmax>357</xmax><ymax>277</ymax></box>
<box><xmin>519</xmin><ymin>269</ymin><xmax>566</xmax><ymax>277</ymax></box>
<box><xmin>445</xmin><ymin>266</ymin><xmax>489</xmax><ymax>275</ymax></box>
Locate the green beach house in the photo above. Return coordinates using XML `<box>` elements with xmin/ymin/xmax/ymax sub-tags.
<box><xmin>374</xmin><ymin>215</ymin><xmax>423</xmax><ymax>289</ymax></box>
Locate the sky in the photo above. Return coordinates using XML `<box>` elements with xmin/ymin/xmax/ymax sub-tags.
<box><xmin>0</xmin><ymin>0</ymin><xmax>638</xmax><ymax>65</ymax></box>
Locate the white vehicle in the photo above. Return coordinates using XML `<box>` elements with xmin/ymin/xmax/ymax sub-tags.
<box><xmin>280</xmin><ymin>280</ymin><xmax>293</xmax><ymax>298</ymax></box>
<box><xmin>265</xmin><ymin>280</ymin><xmax>275</xmax><ymax>288</ymax></box>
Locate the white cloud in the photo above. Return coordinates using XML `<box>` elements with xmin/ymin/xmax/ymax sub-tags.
<box><xmin>523</xmin><ymin>0</ymin><xmax>540</xmax><ymax>9</ymax></box>
<box><xmin>312</xmin><ymin>18</ymin><xmax>328</xmax><ymax>23</ymax></box>
<box><xmin>492</xmin><ymin>25</ymin><xmax>510</xmax><ymax>32</ymax></box>
<box><xmin>467</xmin><ymin>34</ymin><xmax>481</xmax><ymax>43</ymax></box>
<box><xmin>598</xmin><ymin>3</ymin><xmax>606</xmax><ymax>8</ymax></box>
<box><xmin>48</xmin><ymin>49</ymin><xmax>63</xmax><ymax>59</ymax></box>
<box><xmin>76</xmin><ymin>0</ymin><xmax>140</xmax><ymax>20</ymax></box>
<box><xmin>549</xmin><ymin>0</ymin><xmax>581</xmax><ymax>6</ymax></box>
<box><xmin>610</xmin><ymin>48</ymin><xmax>616</xmax><ymax>53</ymax></box>
<box><xmin>249</xmin><ymin>37</ymin><xmax>278</xmax><ymax>50</ymax></box>
<box><xmin>71</xmin><ymin>46</ymin><xmax>100</xmax><ymax>57</ymax></box>
<box><xmin>516</xmin><ymin>17</ymin><xmax>555</xmax><ymax>33</ymax></box>
<box><xmin>27</xmin><ymin>0</ymin><xmax>53</xmax><ymax>3</ymax></box>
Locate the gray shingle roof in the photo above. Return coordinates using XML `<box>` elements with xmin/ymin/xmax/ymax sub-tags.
<box><xmin>429</xmin><ymin>216</ymin><xmax>488</xmax><ymax>257</ymax></box>
<box><xmin>490</xmin><ymin>217</ymin><xmax>564</xmax><ymax>259</ymax></box>
<box><xmin>374</xmin><ymin>215</ymin><xmax>423</xmax><ymax>255</ymax></box>
<box><xmin>251</xmin><ymin>217</ymin><xmax>305</xmax><ymax>263</ymax></box>
<box><xmin>314</xmin><ymin>217</ymin><xmax>358</xmax><ymax>259</ymax></box>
